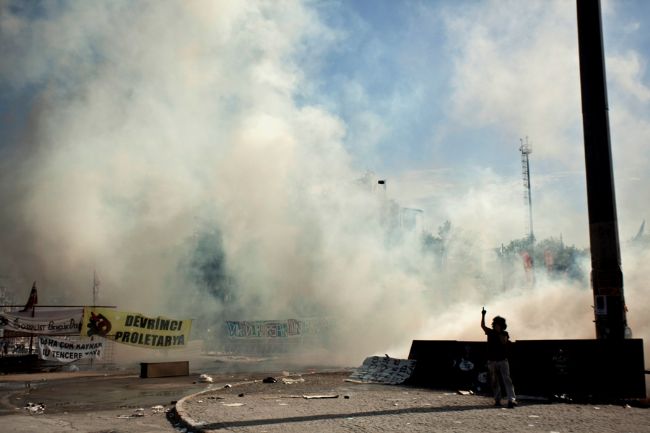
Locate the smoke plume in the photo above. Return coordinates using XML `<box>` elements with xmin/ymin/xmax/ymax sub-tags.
<box><xmin>0</xmin><ymin>0</ymin><xmax>649</xmax><ymax>366</ymax></box>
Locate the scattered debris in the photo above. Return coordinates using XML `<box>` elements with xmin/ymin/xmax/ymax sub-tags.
<box><xmin>457</xmin><ymin>390</ymin><xmax>474</xmax><ymax>395</ymax></box>
<box><xmin>281</xmin><ymin>377</ymin><xmax>305</xmax><ymax>384</ymax></box>
<box><xmin>222</xmin><ymin>403</ymin><xmax>245</xmax><ymax>407</ymax></box>
<box><xmin>262</xmin><ymin>395</ymin><xmax>302</xmax><ymax>400</ymax></box>
<box><xmin>199</xmin><ymin>374</ymin><xmax>214</xmax><ymax>383</ymax></box>
<box><xmin>238</xmin><ymin>393</ymin><xmax>245</xmax><ymax>397</ymax></box>
<box><xmin>224</xmin><ymin>384</ymin><xmax>232</xmax><ymax>388</ymax></box>
<box><xmin>151</xmin><ymin>405</ymin><xmax>165</xmax><ymax>414</ymax></box>
<box><xmin>528</xmin><ymin>415</ymin><xmax>540</xmax><ymax>418</ymax></box>
<box><xmin>593</xmin><ymin>407</ymin><xmax>600</xmax><ymax>410</ymax></box>
<box><xmin>553</xmin><ymin>394</ymin><xmax>573</xmax><ymax>403</ymax></box>
<box><xmin>262</xmin><ymin>377</ymin><xmax>277</xmax><ymax>383</ymax></box>
<box><xmin>344</xmin><ymin>395</ymin><xmax>350</xmax><ymax>399</ymax></box>
<box><xmin>197</xmin><ymin>400</ymin><xmax>204</xmax><ymax>403</ymax></box>
<box><xmin>117</xmin><ymin>408</ymin><xmax>145</xmax><ymax>419</ymax></box>
<box><xmin>24</xmin><ymin>402</ymin><xmax>45</xmax><ymax>414</ymax></box>
<box><xmin>348</xmin><ymin>355</ymin><xmax>416</xmax><ymax>385</ymax></box>
<box><xmin>303</xmin><ymin>394</ymin><xmax>339</xmax><ymax>399</ymax></box>
<box><xmin>207</xmin><ymin>396</ymin><xmax>224</xmax><ymax>400</ymax></box>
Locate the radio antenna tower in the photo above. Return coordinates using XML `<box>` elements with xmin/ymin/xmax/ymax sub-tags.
<box><xmin>520</xmin><ymin>137</ymin><xmax>534</xmax><ymax>242</ymax></box>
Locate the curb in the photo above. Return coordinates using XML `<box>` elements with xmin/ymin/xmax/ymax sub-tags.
<box><xmin>173</xmin><ymin>380</ymin><xmax>258</xmax><ymax>433</ymax></box>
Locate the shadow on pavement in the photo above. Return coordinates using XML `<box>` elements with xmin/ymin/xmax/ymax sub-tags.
<box><xmin>199</xmin><ymin>403</ymin><xmax>497</xmax><ymax>430</ymax></box>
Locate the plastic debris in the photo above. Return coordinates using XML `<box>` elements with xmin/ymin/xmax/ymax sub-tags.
<box><xmin>303</xmin><ymin>394</ymin><xmax>339</xmax><ymax>399</ymax></box>
<box><xmin>222</xmin><ymin>403</ymin><xmax>245</xmax><ymax>407</ymax></box>
<box><xmin>24</xmin><ymin>402</ymin><xmax>45</xmax><ymax>414</ymax></box>
<box><xmin>151</xmin><ymin>405</ymin><xmax>165</xmax><ymax>414</ymax></box>
<box><xmin>528</xmin><ymin>415</ymin><xmax>540</xmax><ymax>418</ymax></box>
<box><xmin>199</xmin><ymin>374</ymin><xmax>214</xmax><ymax>383</ymax></box>
<box><xmin>117</xmin><ymin>408</ymin><xmax>145</xmax><ymax>419</ymax></box>
<box><xmin>281</xmin><ymin>377</ymin><xmax>305</xmax><ymax>384</ymax></box>
<box><xmin>262</xmin><ymin>377</ymin><xmax>277</xmax><ymax>383</ymax></box>
<box><xmin>224</xmin><ymin>384</ymin><xmax>232</xmax><ymax>388</ymax></box>
<box><xmin>457</xmin><ymin>390</ymin><xmax>473</xmax><ymax>395</ymax></box>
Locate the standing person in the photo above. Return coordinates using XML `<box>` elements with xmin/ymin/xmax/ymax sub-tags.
<box><xmin>481</xmin><ymin>307</ymin><xmax>517</xmax><ymax>408</ymax></box>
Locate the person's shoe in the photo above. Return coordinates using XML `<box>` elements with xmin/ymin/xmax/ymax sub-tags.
<box><xmin>507</xmin><ymin>400</ymin><xmax>517</xmax><ymax>408</ymax></box>
<box><xmin>494</xmin><ymin>400</ymin><xmax>502</xmax><ymax>407</ymax></box>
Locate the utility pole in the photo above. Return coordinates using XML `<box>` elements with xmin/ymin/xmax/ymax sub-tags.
<box><xmin>576</xmin><ymin>0</ymin><xmax>628</xmax><ymax>339</ymax></box>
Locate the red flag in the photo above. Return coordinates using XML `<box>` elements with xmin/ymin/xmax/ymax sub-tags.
<box><xmin>19</xmin><ymin>281</ymin><xmax>38</xmax><ymax>312</ymax></box>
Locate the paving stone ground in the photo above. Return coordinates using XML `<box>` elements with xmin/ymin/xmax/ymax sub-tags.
<box><xmin>179</xmin><ymin>372</ymin><xmax>650</xmax><ymax>433</ymax></box>
<box><xmin>0</xmin><ymin>367</ymin><xmax>647</xmax><ymax>433</ymax></box>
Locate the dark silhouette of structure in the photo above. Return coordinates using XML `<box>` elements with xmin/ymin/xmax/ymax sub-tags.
<box><xmin>577</xmin><ymin>0</ymin><xmax>627</xmax><ymax>339</ymax></box>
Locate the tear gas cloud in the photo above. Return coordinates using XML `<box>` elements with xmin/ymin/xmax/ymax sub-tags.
<box><xmin>0</xmin><ymin>0</ymin><xmax>649</xmax><ymax>365</ymax></box>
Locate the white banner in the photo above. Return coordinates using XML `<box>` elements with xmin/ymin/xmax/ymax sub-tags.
<box><xmin>37</xmin><ymin>336</ymin><xmax>103</xmax><ymax>362</ymax></box>
<box><xmin>0</xmin><ymin>308</ymin><xmax>83</xmax><ymax>335</ymax></box>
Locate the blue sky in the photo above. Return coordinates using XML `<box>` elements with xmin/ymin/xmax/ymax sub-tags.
<box><xmin>290</xmin><ymin>0</ymin><xmax>650</xmax><ymax>243</ymax></box>
<box><xmin>305</xmin><ymin>0</ymin><xmax>649</xmax><ymax>170</ymax></box>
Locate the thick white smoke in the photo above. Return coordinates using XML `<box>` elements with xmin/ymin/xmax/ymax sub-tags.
<box><xmin>0</xmin><ymin>0</ymin><xmax>648</xmax><ymax>366</ymax></box>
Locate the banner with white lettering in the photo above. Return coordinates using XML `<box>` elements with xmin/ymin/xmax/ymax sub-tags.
<box><xmin>37</xmin><ymin>336</ymin><xmax>103</xmax><ymax>362</ymax></box>
<box><xmin>0</xmin><ymin>308</ymin><xmax>83</xmax><ymax>335</ymax></box>
<box><xmin>81</xmin><ymin>307</ymin><xmax>192</xmax><ymax>349</ymax></box>
<box><xmin>225</xmin><ymin>318</ymin><xmax>329</xmax><ymax>338</ymax></box>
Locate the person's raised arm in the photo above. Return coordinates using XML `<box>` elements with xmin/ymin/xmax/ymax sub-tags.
<box><xmin>481</xmin><ymin>307</ymin><xmax>489</xmax><ymax>333</ymax></box>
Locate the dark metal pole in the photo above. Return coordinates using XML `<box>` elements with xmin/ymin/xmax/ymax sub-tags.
<box><xmin>576</xmin><ymin>0</ymin><xmax>627</xmax><ymax>339</ymax></box>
